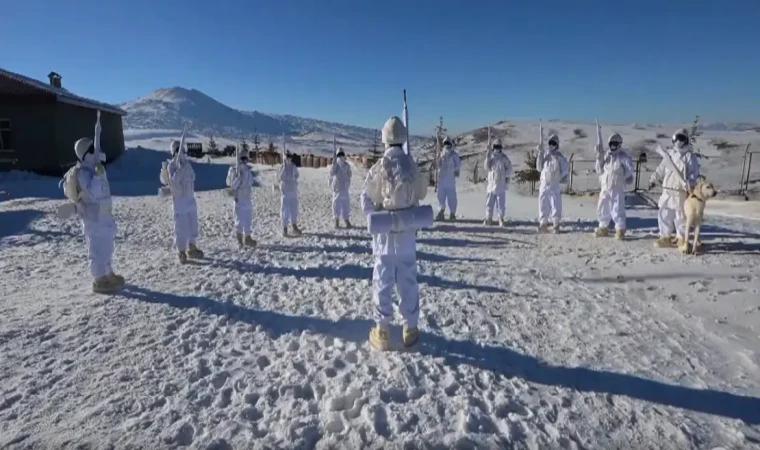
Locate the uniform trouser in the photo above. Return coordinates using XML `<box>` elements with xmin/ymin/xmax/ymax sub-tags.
<box><xmin>174</xmin><ymin>209</ymin><xmax>199</xmax><ymax>251</ymax></box>
<box><xmin>281</xmin><ymin>192</ymin><xmax>298</xmax><ymax>227</ymax></box>
<box><xmin>658</xmin><ymin>192</ymin><xmax>686</xmax><ymax>238</ymax></box>
<box><xmin>597</xmin><ymin>188</ymin><xmax>626</xmax><ymax>230</ymax></box>
<box><xmin>235</xmin><ymin>199</ymin><xmax>253</xmax><ymax>234</ymax></box>
<box><xmin>437</xmin><ymin>183</ymin><xmax>458</xmax><ymax>214</ymax></box>
<box><xmin>82</xmin><ymin>216</ymin><xmax>116</xmax><ymax>279</ymax></box>
<box><xmin>332</xmin><ymin>190</ymin><xmax>350</xmax><ymax>220</ymax></box>
<box><xmin>373</xmin><ymin>254</ymin><xmax>420</xmax><ymax>329</ymax></box>
<box><xmin>485</xmin><ymin>190</ymin><xmax>506</xmax><ymax>220</ymax></box>
<box><xmin>538</xmin><ymin>184</ymin><xmax>562</xmax><ymax>225</ymax></box>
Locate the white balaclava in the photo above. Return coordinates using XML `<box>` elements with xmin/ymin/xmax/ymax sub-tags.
<box><xmin>381</xmin><ymin>116</ymin><xmax>406</xmax><ymax>148</ymax></box>
<box><xmin>337</xmin><ymin>148</ymin><xmax>346</xmax><ymax>161</ymax></box>
<box><xmin>74</xmin><ymin>138</ymin><xmax>97</xmax><ymax>167</ymax></box>
<box><xmin>673</xmin><ymin>129</ymin><xmax>690</xmax><ymax>153</ymax></box>
<box><xmin>443</xmin><ymin>137</ymin><xmax>453</xmax><ymax>152</ymax></box>
<box><xmin>170</xmin><ymin>140</ymin><xmax>182</xmax><ymax>158</ymax></box>
<box><xmin>492</xmin><ymin>138</ymin><xmax>503</xmax><ymax>152</ymax></box>
<box><xmin>236</xmin><ymin>146</ymin><xmax>248</xmax><ymax>165</ymax></box>
<box><xmin>608</xmin><ymin>133</ymin><xmax>623</xmax><ymax>152</ymax></box>
<box><xmin>548</xmin><ymin>134</ymin><xmax>560</xmax><ymax>151</ymax></box>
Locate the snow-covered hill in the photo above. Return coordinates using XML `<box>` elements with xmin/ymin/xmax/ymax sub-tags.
<box><xmin>121</xmin><ymin>87</ymin><xmax>427</xmax><ymax>150</ymax></box>
<box><xmin>447</xmin><ymin>119</ymin><xmax>760</xmax><ymax>196</ymax></box>
<box><xmin>120</xmin><ymin>86</ymin><xmax>759</xmax><ymax>195</ymax></box>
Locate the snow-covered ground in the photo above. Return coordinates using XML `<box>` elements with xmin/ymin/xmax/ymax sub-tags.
<box><xmin>1</xmin><ymin>152</ymin><xmax>760</xmax><ymax>449</ymax></box>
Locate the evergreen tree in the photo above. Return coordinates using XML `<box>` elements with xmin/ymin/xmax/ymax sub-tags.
<box><xmin>207</xmin><ymin>135</ymin><xmax>219</xmax><ymax>154</ymax></box>
<box><xmin>515</xmin><ymin>150</ymin><xmax>541</xmax><ymax>194</ymax></box>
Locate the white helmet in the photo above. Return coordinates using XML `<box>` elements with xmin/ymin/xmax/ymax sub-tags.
<box><xmin>381</xmin><ymin>116</ymin><xmax>406</xmax><ymax>146</ymax></box>
<box><xmin>608</xmin><ymin>133</ymin><xmax>623</xmax><ymax>146</ymax></box>
<box><xmin>74</xmin><ymin>138</ymin><xmax>94</xmax><ymax>161</ymax></box>
<box><xmin>548</xmin><ymin>134</ymin><xmax>560</xmax><ymax>147</ymax></box>
<box><xmin>492</xmin><ymin>138</ymin><xmax>503</xmax><ymax>150</ymax></box>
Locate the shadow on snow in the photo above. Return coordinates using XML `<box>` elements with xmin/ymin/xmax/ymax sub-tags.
<box><xmin>119</xmin><ymin>286</ymin><xmax>760</xmax><ymax>425</ymax></box>
<box><xmin>0</xmin><ymin>146</ymin><xmax>254</xmax><ymax>200</ymax></box>
<box><xmin>207</xmin><ymin>258</ymin><xmax>506</xmax><ymax>294</ymax></box>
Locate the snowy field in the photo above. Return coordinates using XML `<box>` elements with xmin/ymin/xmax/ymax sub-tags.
<box><xmin>124</xmin><ymin>118</ymin><xmax>760</xmax><ymax>199</ymax></box>
<box><xmin>1</xmin><ymin>151</ymin><xmax>760</xmax><ymax>449</ymax></box>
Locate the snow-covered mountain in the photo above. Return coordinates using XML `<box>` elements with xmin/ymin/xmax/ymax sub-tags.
<box><xmin>121</xmin><ymin>87</ymin><xmax>384</xmax><ymax>143</ymax></box>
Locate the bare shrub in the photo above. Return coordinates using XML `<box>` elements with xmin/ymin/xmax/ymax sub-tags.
<box><xmin>573</xmin><ymin>128</ymin><xmax>587</xmax><ymax>139</ymax></box>
<box><xmin>710</xmin><ymin>138</ymin><xmax>740</xmax><ymax>150</ymax></box>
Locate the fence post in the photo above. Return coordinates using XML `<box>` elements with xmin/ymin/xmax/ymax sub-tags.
<box><xmin>746</xmin><ymin>152</ymin><xmax>754</xmax><ymax>195</ymax></box>
<box><xmin>634</xmin><ymin>159</ymin><xmax>641</xmax><ymax>192</ymax></box>
<box><xmin>567</xmin><ymin>160</ymin><xmax>575</xmax><ymax>193</ymax></box>
<box><xmin>739</xmin><ymin>144</ymin><xmax>751</xmax><ymax>196</ymax></box>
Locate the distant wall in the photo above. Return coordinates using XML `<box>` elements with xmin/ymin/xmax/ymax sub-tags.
<box><xmin>0</xmin><ymin>95</ymin><xmax>56</xmax><ymax>173</ymax></box>
<box><xmin>54</xmin><ymin>103</ymin><xmax>125</xmax><ymax>171</ymax></box>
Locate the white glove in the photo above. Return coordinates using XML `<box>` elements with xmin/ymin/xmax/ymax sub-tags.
<box><xmin>57</xmin><ymin>202</ymin><xmax>77</xmax><ymax>220</ymax></box>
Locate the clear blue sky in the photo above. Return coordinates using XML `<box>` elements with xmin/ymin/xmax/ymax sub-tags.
<box><xmin>2</xmin><ymin>0</ymin><xmax>759</xmax><ymax>134</ymax></box>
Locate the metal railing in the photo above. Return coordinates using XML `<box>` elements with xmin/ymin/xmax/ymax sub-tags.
<box><xmin>565</xmin><ymin>154</ymin><xmax>661</xmax><ymax>194</ymax></box>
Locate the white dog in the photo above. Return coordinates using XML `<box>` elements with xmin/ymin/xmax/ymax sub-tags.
<box><xmin>681</xmin><ymin>177</ymin><xmax>718</xmax><ymax>254</ymax></box>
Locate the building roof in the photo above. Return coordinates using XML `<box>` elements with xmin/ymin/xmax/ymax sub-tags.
<box><xmin>0</xmin><ymin>67</ymin><xmax>126</xmax><ymax>116</ymax></box>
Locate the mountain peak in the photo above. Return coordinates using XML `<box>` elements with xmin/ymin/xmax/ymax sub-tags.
<box><xmin>120</xmin><ymin>86</ymin><xmax>382</xmax><ymax>142</ymax></box>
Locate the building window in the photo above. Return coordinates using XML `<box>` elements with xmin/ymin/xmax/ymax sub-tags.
<box><xmin>0</xmin><ymin>119</ymin><xmax>11</xmax><ymax>152</ymax></box>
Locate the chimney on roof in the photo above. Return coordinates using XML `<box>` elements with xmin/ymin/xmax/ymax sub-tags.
<box><xmin>48</xmin><ymin>71</ymin><xmax>62</xmax><ymax>89</ymax></box>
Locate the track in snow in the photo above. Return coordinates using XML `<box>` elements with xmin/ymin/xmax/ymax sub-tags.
<box><xmin>1</xmin><ymin>161</ymin><xmax>760</xmax><ymax>449</ymax></box>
